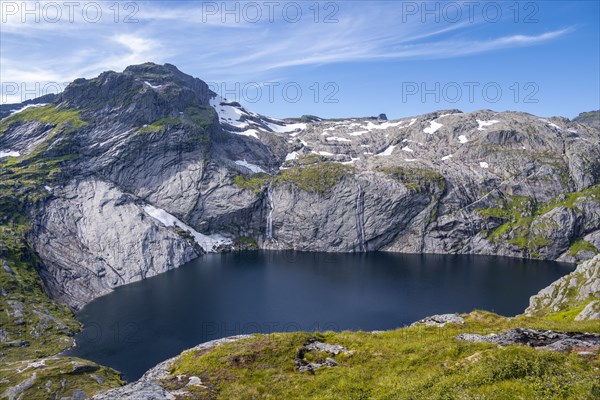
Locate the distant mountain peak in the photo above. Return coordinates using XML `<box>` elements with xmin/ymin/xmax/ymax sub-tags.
<box><xmin>573</xmin><ymin>110</ymin><xmax>600</xmax><ymax>129</ymax></box>
<box><xmin>57</xmin><ymin>62</ymin><xmax>214</xmax><ymax>125</ymax></box>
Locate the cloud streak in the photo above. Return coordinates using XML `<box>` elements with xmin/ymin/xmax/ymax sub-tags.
<box><xmin>0</xmin><ymin>1</ymin><xmax>573</xmax><ymax>103</ymax></box>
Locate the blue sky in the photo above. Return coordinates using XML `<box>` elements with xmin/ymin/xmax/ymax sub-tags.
<box><xmin>1</xmin><ymin>1</ymin><xmax>598</xmax><ymax>119</ymax></box>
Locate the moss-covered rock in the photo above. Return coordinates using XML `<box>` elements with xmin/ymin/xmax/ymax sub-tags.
<box><xmin>0</xmin><ymin>356</ymin><xmax>122</xmax><ymax>400</ymax></box>
<box><xmin>526</xmin><ymin>255</ymin><xmax>600</xmax><ymax>320</ymax></box>
<box><xmin>378</xmin><ymin>166</ymin><xmax>446</xmax><ymax>193</ymax></box>
<box><xmin>276</xmin><ymin>162</ymin><xmax>353</xmax><ymax>195</ymax></box>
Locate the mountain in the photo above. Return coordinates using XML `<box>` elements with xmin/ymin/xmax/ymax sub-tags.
<box><xmin>1</xmin><ymin>62</ymin><xmax>599</xmax><ymax>399</ymax></box>
<box><xmin>2</xmin><ymin>63</ymin><xmax>599</xmax><ymax>310</ymax></box>
<box><xmin>573</xmin><ymin>110</ymin><xmax>600</xmax><ymax>129</ymax></box>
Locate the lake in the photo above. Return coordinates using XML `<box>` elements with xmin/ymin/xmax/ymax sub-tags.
<box><xmin>66</xmin><ymin>251</ymin><xmax>574</xmax><ymax>381</ymax></box>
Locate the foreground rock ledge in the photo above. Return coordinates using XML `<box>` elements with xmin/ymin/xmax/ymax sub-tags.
<box><xmin>457</xmin><ymin>328</ymin><xmax>600</xmax><ymax>354</ymax></box>
<box><xmin>91</xmin><ymin>335</ymin><xmax>251</xmax><ymax>400</ymax></box>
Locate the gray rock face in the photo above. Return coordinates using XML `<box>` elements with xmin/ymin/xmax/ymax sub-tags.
<box><xmin>2</xmin><ymin>63</ymin><xmax>600</xmax><ymax>310</ymax></box>
<box><xmin>266</xmin><ymin>173</ymin><xmax>434</xmax><ymax>252</ymax></box>
<box><xmin>525</xmin><ymin>255</ymin><xmax>600</xmax><ymax>319</ymax></box>
<box><xmin>30</xmin><ymin>179</ymin><xmax>200</xmax><ymax>310</ymax></box>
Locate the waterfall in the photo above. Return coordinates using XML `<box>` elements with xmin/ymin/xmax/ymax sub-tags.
<box><xmin>355</xmin><ymin>185</ymin><xmax>366</xmax><ymax>252</ymax></box>
<box><xmin>266</xmin><ymin>185</ymin><xmax>274</xmax><ymax>241</ymax></box>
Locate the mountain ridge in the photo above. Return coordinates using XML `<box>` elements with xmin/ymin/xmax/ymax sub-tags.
<box><xmin>1</xmin><ymin>62</ymin><xmax>599</xmax><ymax>310</ymax></box>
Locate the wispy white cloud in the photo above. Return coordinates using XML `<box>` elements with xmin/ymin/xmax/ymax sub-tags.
<box><xmin>0</xmin><ymin>1</ymin><xmax>573</xmax><ymax>103</ymax></box>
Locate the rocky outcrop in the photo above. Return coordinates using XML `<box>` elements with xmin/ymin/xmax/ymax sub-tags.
<box><xmin>295</xmin><ymin>338</ymin><xmax>348</xmax><ymax>374</ymax></box>
<box><xmin>30</xmin><ymin>179</ymin><xmax>200</xmax><ymax>310</ymax></box>
<box><xmin>525</xmin><ymin>255</ymin><xmax>600</xmax><ymax>320</ymax></box>
<box><xmin>90</xmin><ymin>335</ymin><xmax>251</xmax><ymax>400</ymax></box>
<box><xmin>411</xmin><ymin>314</ymin><xmax>465</xmax><ymax>327</ymax></box>
<box><xmin>456</xmin><ymin>328</ymin><xmax>600</xmax><ymax>354</ymax></box>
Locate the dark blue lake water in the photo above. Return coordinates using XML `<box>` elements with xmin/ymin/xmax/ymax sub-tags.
<box><xmin>66</xmin><ymin>251</ymin><xmax>574</xmax><ymax>381</ymax></box>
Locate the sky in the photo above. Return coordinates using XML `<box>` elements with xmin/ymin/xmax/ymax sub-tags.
<box><xmin>1</xmin><ymin>1</ymin><xmax>599</xmax><ymax>119</ymax></box>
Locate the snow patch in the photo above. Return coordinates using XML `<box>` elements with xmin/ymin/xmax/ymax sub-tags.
<box><xmin>9</xmin><ymin>103</ymin><xmax>48</xmax><ymax>115</ymax></box>
<box><xmin>423</xmin><ymin>121</ymin><xmax>443</xmax><ymax>134</ymax></box>
<box><xmin>266</xmin><ymin>121</ymin><xmax>306</xmax><ymax>134</ymax></box>
<box><xmin>438</xmin><ymin>113</ymin><xmax>461</xmax><ymax>118</ymax></box>
<box><xmin>143</xmin><ymin>205</ymin><xmax>231</xmax><ymax>252</ymax></box>
<box><xmin>476</xmin><ymin>120</ymin><xmax>499</xmax><ymax>131</ymax></box>
<box><xmin>348</xmin><ymin>130</ymin><xmax>369</xmax><ymax>136</ymax></box>
<box><xmin>479</xmin><ymin>162</ymin><xmax>489</xmax><ymax>169</ymax></box>
<box><xmin>285</xmin><ymin>151</ymin><xmax>299</xmax><ymax>161</ymax></box>
<box><xmin>341</xmin><ymin>157</ymin><xmax>360</xmax><ymax>165</ymax></box>
<box><xmin>144</xmin><ymin>81</ymin><xmax>163</xmax><ymax>89</ymax></box>
<box><xmin>363</xmin><ymin>121</ymin><xmax>405</xmax><ymax>131</ymax></box>
<box><xmin>404</xmin><ymin>158</ymin><xmax>418</xmax><ymax>162</ymax></box>
<box><xmin>458</xmin><ymin>135</ymin><xmax>469</xmax><ymax>144</ymax></box>
<box><xmin>401</xmin><ymin>146</ymin><xmax>414</xmax><ymax>153</ymax></box>
<box><xmin>326</xmin><ymin>136</ymin><xmax>351</xmax><ymax>142</ymax></box>
<box><xmin>548</xmin><ymin>122</ymin><xmax>562</xmax><ymax>130</ymax></box>
<box><xmin>235</xmin><ymin>159</ymin><xmax>265</xmax><ymax>173</ymax></box>
<box><xmin>226</xmin><ymin>129</ymin><xmax>259</xmax><ymax>139</ymax></box>
<box><xmin>377</xmin><ymin>145</ymin><xmax>396</xmax><ymax>156</ymax></box>
<box><xmin>44</xmin><ymin>185</ymin><xmax>53</xmax><ymax>192</ymax></box>
<box><xmin>441</xmin><ymin>155</ymin><xmax>453</xmax><ymax>161</ymax></box>
<box><xmin>567</xmin><ymin>128</ymin><xmax>578</xmax><ymax>133</ymax></box>
<box><xmin>0</xmin><ymin>150</ymin><xmax>20</xmax><ymax>158</ymax></box>
<box><xmin>210</xmin><ymin>95</ymin><xmax>250</xmax><ymax>129</ymax></box>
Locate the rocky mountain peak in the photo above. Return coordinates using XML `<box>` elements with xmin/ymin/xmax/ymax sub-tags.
<box><xmin>573</xmin><ymin>110</ymin><xmax>600</xmax><ymax>129</ymax></box>
<box><xmin>57</xmin><ymin>62</ymin><xmax>214</xmax><ymax>125</ymax></box>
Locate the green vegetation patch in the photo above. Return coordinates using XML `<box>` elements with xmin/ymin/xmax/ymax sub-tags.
<box><xmin>540</xmin><ymin>185</ymin><xmax>600</xmax><ymax>214</ymax></box>
<box><xmin>277</xmin><ymin>162</ymin><xmax>354</xmax><ymax>195</ymax></box>
<box><xmin>569</xmin><ymin>239</ymin><xmax>599</xmax><ymax>257</ymax></box>
<box><xmin>163</xmin><ymin>311</ymin><xmax>600</xmax><ymax>400</ymax></box>
<box><xmin>0</xmin><ymin>123</ymin><xmax>84</xmax><ymax>363</ymax></box>
<box><xmin>1</xmin><ymin>104</ymin><xmax>87</xmax><ymax>135</ymax></box>
<box><xmin>0</xmin><ymin>226</ymin><xmax>82</xmax><ymax>361</ymax></box>
<box><xmin>379</xmin><ymin>166</ymin><xmax>446</xmax><ymax>192</ymax></box>
<box><xmin>544</xmin><ymin>302</ymin><xmax>590</xmax><ymax>322</ymax></box>
<box><xmin>186</xmin><ymin>106</ymin><xmax>215</xmax><ymax>126</ymax></box>
<box><xmin>479</xmin><ymin>187</ymin><xmax>600</xmax><ymax>257</ymax></box>
<box><xmin>478</xmin><ymin>195</ymin><xmax>535</xmax><ymax>220</ymax></box>
<box><xmin>527</xmin><ymin>257</ymin><xmax>599</xmax><ymax>319</ymax></box>
<box><xmin>289</xmin><ymin>154</ymin><xmax>326</xmax><ymax>166</ymax></box>
<box><xmin>237</xmin><ymin>236</ymin><xmax>258</xmax><ymax>249</ymax></box>
<box><xmin>138</xmin><ymin>117</ymin><xmax>182</xmax><ymax>134</ymax></box>
<box><xmin>236</xmin><ymin>161</ymin><xmax>352</xmax><ymax>196</ymax></box>
<box><xmin>1</xmin><ymin>134</ymin><xmax>78</xmax><ymax>224</ymax></box>
<box><xmin>234</xmin><ymin>157</ymin><xmax>351</xmax><ymax>196</ymax></box>
<box><xmin>232</xmin><ymin>173</ymin><xmax>269</xmax><ymax>194</ymax></box>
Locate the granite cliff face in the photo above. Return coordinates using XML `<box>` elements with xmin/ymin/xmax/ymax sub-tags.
<box><xmin>1</xmin><ymin>63</ymin><xmax>599</xmax><ymax>310</ymax></box>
